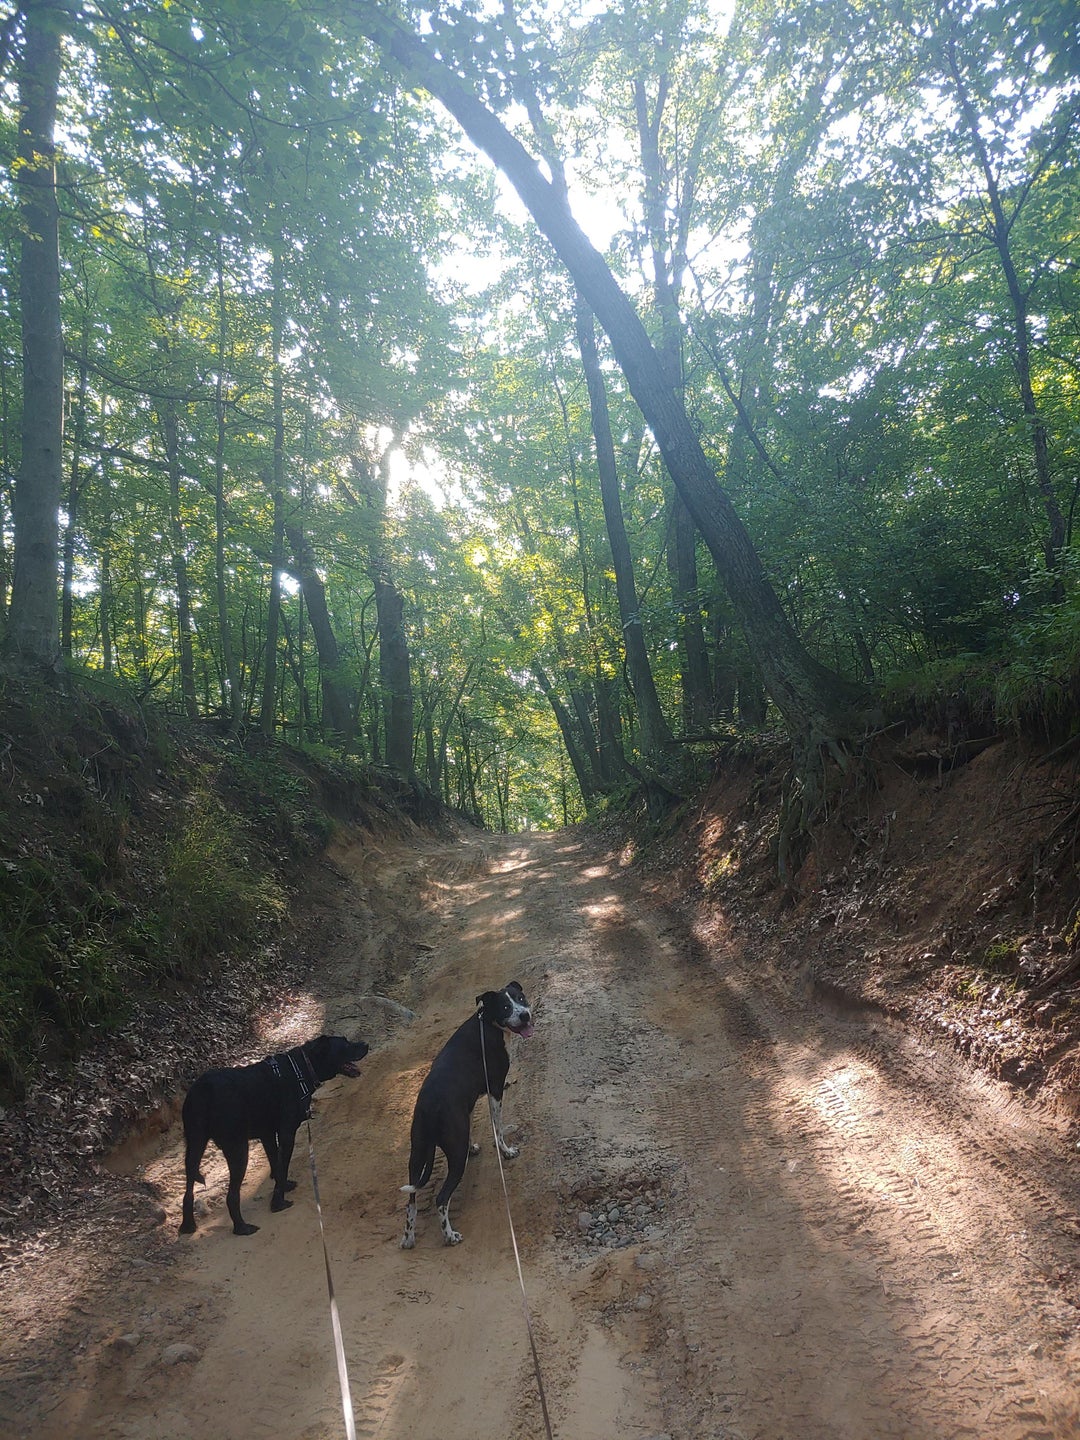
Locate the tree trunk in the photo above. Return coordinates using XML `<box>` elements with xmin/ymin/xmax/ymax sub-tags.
<box><xmin>374</xmin><ymin>572</ymin><xmax>414</xmax><ymax>774</ymax></box>
<box><xmin>260</xmin><ymin>245</ymin><xmax>287</xmax><ymax>737</ymax></box>
<box><xmin>531</xmin><ymin>662</ymin><xmax>598</xmax><ymax>806</ymax></box>
<box><xmin>5</xmin><ymin>0</ymin><xmax>64</xmax><ymax>669</ymax></box>
<box><xmin>213</xmin><ymin>242</ymin><xmax>241</xmax><ymax>731</ymax></box>
<box><xmin>61</xmin><ymin>332</ymin><xmax>90</xmax><ymax>659</ymax></box>
<box><xmin>669</xmin><ymin>497</ymin><xmax>713</xmax><ymax>730</ymax></box>
<box><xmin>161</xmin><ymin>403</ymin><xmax>199</xmax><ymax>719</ymax></box>
<box><xmin>357</xmin><ymin>13</ymin><xmax>861</xmax><ymax>745</ymax></box>
<box><xmin>285</xmin><ymin>522</ymin><xmax>355</xmax><ymax>743</ymax></box>
<box><xmin>595</xmin><ymin>675</ymin><xmax>624</xmax><ymax>784</ymax></box>
<box><xmin>575</xmin><ymin>296</ymin><xmax>673</xmax><ymax>762</ymax></box>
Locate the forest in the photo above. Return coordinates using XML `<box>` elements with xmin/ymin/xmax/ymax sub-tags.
<box><xmin>4</xmin><ymin>8</ymin><xmax>1080</xmax><ymax>1433</ymax></box>
<box><xmin>1</xmin><ymin>0</ymin><xmax>1078</xmax><ymax>826</ymax></box>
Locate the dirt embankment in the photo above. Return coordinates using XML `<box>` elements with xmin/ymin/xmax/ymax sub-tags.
<box><xmin>2</xmin><ymin>796</ymin><xmax>1079</xmax><ymax>1439</ymax></box>
<box><xmin>680</xmin><ymin>732</ymin><xmax>1080</xmax><ymax>1121</ymax></box>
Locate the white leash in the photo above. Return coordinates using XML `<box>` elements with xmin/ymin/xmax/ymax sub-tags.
<box><xmin>307</xmin><ymin>1118</ymin><xmax>357</xmax><ymax>1440</ymax></box>
<box><xmin>479</xmin><ymin>1015</ymin><xmax>556</xmax><ymax>1440</ymax></box>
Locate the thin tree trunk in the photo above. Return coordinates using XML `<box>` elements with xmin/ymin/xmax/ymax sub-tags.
<box><xmin>531</xmin><ymin>661</ymin><xmax>597</xmax><ymax>806</ymax></box>
<box><xmin>161</xmin><ymin>403</ymin><xmax>199</xmax><ymax>719</ymax></box>
<box><xmin>61</xmin><ymin>330</ymin><xmax>90</xmax><ymax>659</ymax></box>
<box><xmin>213</xmin><ymin>241</ymin><xmax>241</xmax><ymax>731</ymax></box>
<box><xmin>574</xmin><ymin>296</ymin><xmax>673</xmax><ymax>762</ymax></box>
<box><xmin>261</xmin><ymin>244</ymin><xmax>287</xmax><ymax>737</ymax></box>
<box><xmin>285</xmin><ymin>522</ymin><xmax>354</xmax><ymax>743</ymax></box>
<box><xmin>6</xmin><ymin>0</ymin><xmax>64</xmax><ymax>669</ymax></box>
<box><xmin>99</xmin><ymin>532</ymin><xmax>113</xmax><ymax>676</ymax></box>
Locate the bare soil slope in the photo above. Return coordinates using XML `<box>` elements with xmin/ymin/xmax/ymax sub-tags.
<box><xmin>3</xmin><ymin>823</ymin><xmax>1079</xmax><ymax>1439</ymax></box>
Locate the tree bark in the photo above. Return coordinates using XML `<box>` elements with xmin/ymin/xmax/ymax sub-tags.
<box><xmin>574</xmin><ymin>296</ymin><xmax>673</xmax><ymax>761</ymax></box>
<box><xmin>161</xmin><ymin>402</ymin><xmax>199</xmax><ymax>719</ymax></box>
<box><xmin>5</xmin><ymin>0</ymin><xmax>64</xmax><ymax>669</ymax></box>
<box><xmin>213</xmin><ymin>241</ymin><xmax>241</xmax><ymax>731</ymax></box>
<box><xmin>61</xmin><ymin>332</ymin><xmax>90</xmax><ymax>659</ymax></box>
<box><xmin>260</xmin><ymin>244</ymin><xmax>287</xmax><ymax>737</ymax></box>
<box><xmin>531</xmin><ymin>662</ymin><xmax>597</xmax><ymax>805</ymax></box>
<box><xmin>668</xmin><ymin>496</ymin><xmax>713</xmax><ymax>730</ymax></box>
<box><xmin>285</xmin><ymin>522</ymin><xmax>355</xmax><ymax>743</ymax></box>
<box><xmin>344</xmin><ymin>444</ymin><xmax>415</xmax><ymax>776</ymax></box>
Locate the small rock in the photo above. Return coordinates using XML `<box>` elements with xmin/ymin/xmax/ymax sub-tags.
<box><xmin>111</xmin><ymin>1334</ymin><xmax>140</xmax><ymax>1354</ymax></box>
<box><xmin>577</xmin><ymin>1212</ymin><xmax>593</xmax><ymax>1232</ymax></box>
<box><xmin>607</xmin><ymin>1207</ymin><xmax>621</xmax><ymax>1223</ymax></box>
<box><xmin>161</xmin><ymin>1343</ymin><xmax>200</xmax><ymax>1366</ymax></box>
<box><xmin>635</xmin><ymin>1293</ymin><xmax>654</xmax><ymax>1310</ymax></box>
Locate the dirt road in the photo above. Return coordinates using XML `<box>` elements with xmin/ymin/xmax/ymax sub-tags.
<box><xmin>4</xmin><ymin>827</ymin><xmax>1080</xmax><ymax>1439</ymax></box>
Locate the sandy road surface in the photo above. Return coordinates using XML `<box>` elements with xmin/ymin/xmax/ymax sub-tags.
<box><xmin>4</xmin><ymin>827</ymin><xmax>1080</xmax><ymax>1439</ymax></box>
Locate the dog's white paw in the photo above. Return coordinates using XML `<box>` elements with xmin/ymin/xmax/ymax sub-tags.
<box><xmin>444</xmin><ymin>1228</ymin><xmax>463</xmax><ymax>1245</ymax></box>
<box><xmin>400</xmin><ymin>1233</ymin><xmax>416</xmax><ymax>1250</ymax></box>
<box><xmin>500</xmin><ymin>1143</ymin><xmax>520</xmax><ymax>1159</ymax></box>
<box><xmin>469</xmin><ymin>1141</ymin><xmax>481</xmax><ymax>1155</ymax></box>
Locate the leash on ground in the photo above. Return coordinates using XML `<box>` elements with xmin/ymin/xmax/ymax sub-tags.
<box><xmin>307</xmin><ymin>1118</ymin><xmax>358</xmax><ymax>1440</ymax></box>
<box><xmin>479</xmin><ymin>1013</ymin><xmax>556</xmax><ymax>1440</ymax></box>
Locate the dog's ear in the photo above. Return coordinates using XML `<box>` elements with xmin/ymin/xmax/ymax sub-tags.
<box><xmin>475</xmin><ymin>990</ymin><xmax>501</xmax><ymax>1016</ymax></box>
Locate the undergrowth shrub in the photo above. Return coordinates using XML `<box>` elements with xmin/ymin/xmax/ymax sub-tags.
<box><xmin>885</xmin><ymin>556</ymin><xmax>1080</xmax><ymax>741</ymax></box>
<box><xmin>158</xmin><ymin>792</ymin><xmax>287</xmax><ymax>976</ymax></box>
<box><xmin>0</xmin><ymin>859</ymin><xmax>145</xmax><ymax>1100</ymax></box>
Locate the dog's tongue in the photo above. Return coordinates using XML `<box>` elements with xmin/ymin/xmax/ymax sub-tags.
<box><xmin>515</xmin><ymin>1023</ymin><xmax>535</xmax><ymax>1039</ymax></box>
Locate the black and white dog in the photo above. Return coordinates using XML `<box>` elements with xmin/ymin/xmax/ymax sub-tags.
<box><xmin>401</xmin><ymin>981</ymin><xmax>533</xmax><ymax>1247</ymax></box>
<box><xmin>179</xmin><ymin>1034</ymin><xmax>369</xmax><ymax>1237</ymax></box>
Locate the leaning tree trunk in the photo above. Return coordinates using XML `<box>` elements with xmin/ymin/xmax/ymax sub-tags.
<box><xmin>5</xmin><ymin>0</ymin><xmax>64</xmax><ymax>670</ymax></box>
<box><xmin>356</xmin><ymin>11</ymin><xmax>861</xmax><ymax>750</ymax></box>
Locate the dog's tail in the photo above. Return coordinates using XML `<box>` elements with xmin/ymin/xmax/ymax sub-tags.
<box><xmin>403</xmin><ymin>1139</ymin><xmax>436</xmax><ymax>1193</ymax></box>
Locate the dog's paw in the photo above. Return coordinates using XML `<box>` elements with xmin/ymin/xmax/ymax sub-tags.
<box><xmin>178</xmin><ymin>1219</ymin><xmax>196</xmax><ymax>1236</ymax></box>
<box><xmin>443</xmin><ymin>1228</ymin><xmax>463</xmax><ymax>1245</ymax></box>
<box><xmin>233</xmin><ymin>1222</ymin><xmax>260</xmax><ymax>1236</ymax></box>
<box><xmin>500</xmin><ymin>1143</ymin><xmax>520</xmax><ymax>1159</ymax></box>
<box><xmin>400</xmin><ymin>1233</ymin><xmax>416</xmax><ymax>1250</ymax></box>
<box><xmin>270</xmin><ymin>1196</ymin><xmax>294</xmax><ymax>1213</ymax></box>
<box><xmin>469</xmin><ymin>1141</ymin><xmax>481</xmax><ymax>1155</ymax></box>
<box><xmin>283</xmin><ymin>1179</ymin><xmax>298</xmax><ymax>1193</ymax></box>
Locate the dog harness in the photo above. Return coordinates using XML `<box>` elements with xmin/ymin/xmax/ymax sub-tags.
<box><xmin>266</xmin><ymin>1047</ymin><xmax>320</xmax><ymax>1116</ymax></box>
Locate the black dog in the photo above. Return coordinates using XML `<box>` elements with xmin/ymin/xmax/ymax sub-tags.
<box><xmin>401</xmin><ymin>981</ymin><xmax>533</xmax><ymax>1247</ymax></box>
<box><xmin>179</xmin><ymin>1034</ymin><xmax>368</xmax><ymax>1237</ymax></box>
